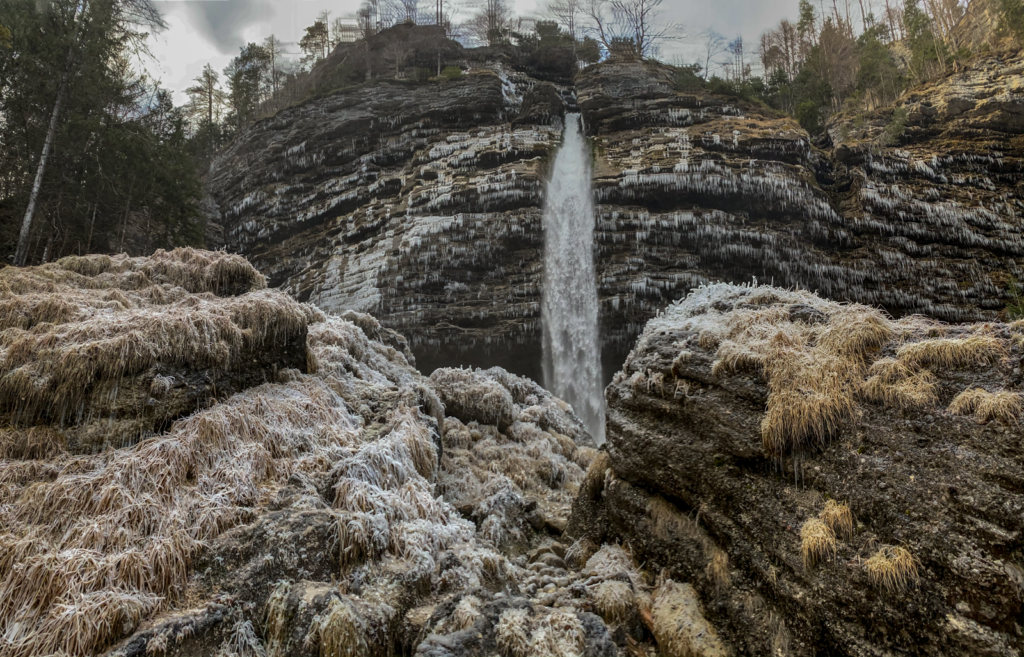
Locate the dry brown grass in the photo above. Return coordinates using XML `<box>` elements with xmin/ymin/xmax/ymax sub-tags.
<box><xmin>660</xmin><ymin>284</ymin><xmax>1021</xmax><ymax>460</ymax></box>
<box><xmin>711</xmin><ymin>340</ymin><xmax>763</xmax><ymax>377</ymax></box>
<box><xmin>705</xmin><ymin>547</ymin><xmax>730</xmax><ymax>592</ymax></box>
<box><xmin>865</xmin><ymin>545</ymin><xmax>918</xmax><ymax>591</ymax></box>
<box><xmin>55</xmin><ymin>248</ymin><xmax>266</xmax><ymax>295</ymax></box>
<box><xmin>948</xmin><ymin>388</ymin><xmax>1023</xmax><ymax>424</ymax></box>
<box><xmin>819</xmin><ymin>500</ymin><xmax>854</xmax><ymax>540</ymax></box>
<box><xmin>0</xmin><ymin>372</ymin><xmax>365</xmax><ymax>656</ymax></box>
<box><xmin>564</xmin><ymin>537</ymin><xmax>599</xmax><ymax>570</ymax></box>
<box><xmin>896</xmin><ymin>335</ymin><xmax>1007</xmax><ymax>370</ymax></box>
<box><xmin>860</xmin><ymin>358</ymin><xmax>939</xmax><ymax>409</ymax></box>
<box><xmin>0</xmin><ymin>251</ymin><xmax>307</xmax><ymax>437</ymax></box>
<box><xmin>699</xmin><ymin>299</ymin><xmax>893</xmax><ymax>457</ymax></box>
<box><xmin>0</xmin><ymin>426</ymin><xmax>66</xmax><ymax>460</ymax></box>
<box><xmin>650</xmin><ymin>579</ymin><xmax>729</xmax><ymax>657</ymax></box>
<box><xmin>0</xmin><ymin>301</ymin><xmax>490</xmax><ymax>657</ymax></box>
<box><xmin>304</xmin><ymin>596</ymin><xmax>367</xmax><ymax>657</ymax></box>
<box><xmin>800</xmin><ymin>518</ymin><xmax>836</xmax><ymax>568</ymax></box>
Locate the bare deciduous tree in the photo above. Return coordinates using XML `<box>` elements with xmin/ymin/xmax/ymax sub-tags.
<box><xmin>584</xmin><ymin>0</ymin><xmax>682</xmax><ymax>60</ymax></box>
<box><xmin>465</xmin><ymin>0</ymin><xmax>513</xmax><ymax>45</ymax></box>
<box><xmin>544</xmin><ymin>0</ymin><xmax>582</xmax><ymax>56</ymax></box>
<box><xmin>700</xmin><ymin>29</ymin><xmax>727</xmax><ymax>80</ymax></box>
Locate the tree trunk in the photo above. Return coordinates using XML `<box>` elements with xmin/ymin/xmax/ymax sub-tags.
<box><xmin>86</xmin><ymin>203</ymin><xmax>97</xmax><ymax>252</ymax></box>
<box><xmin>14</xmin><ymin>72</ymin><xmax>70</xmax><ymax>266</ymax></box>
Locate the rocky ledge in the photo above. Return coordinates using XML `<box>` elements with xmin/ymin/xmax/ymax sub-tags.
<box><xmin>566</xmin><ymin>282</ymin><xmax>1024</xmax><ymax>656</ymax></box>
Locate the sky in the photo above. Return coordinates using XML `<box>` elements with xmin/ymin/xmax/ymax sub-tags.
<box><xmin>148</xmin><ymin>0</ymin><xmax>803</xmax><ymax>104</ymax></box>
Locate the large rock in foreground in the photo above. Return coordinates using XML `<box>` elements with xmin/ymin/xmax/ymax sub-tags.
<box><xmin>0</xmin><ymin>249</ymin><xmax>668</xmax><ymax>657</ymax></box>
<box><xmin>0</xmin><ymin>249</ymin><xmax>310</xmax><ymax>453</ymax></box>
<box><xmin>567</xmin><ymin>282</ymin><xmax>1024</xmax><ymax>656</ymax></box>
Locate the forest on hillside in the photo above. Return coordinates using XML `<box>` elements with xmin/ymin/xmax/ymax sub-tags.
<box><xmin>1</xmin><ymin>0</ymin><xmax>1022</xmax><ymax>266</ymax></box>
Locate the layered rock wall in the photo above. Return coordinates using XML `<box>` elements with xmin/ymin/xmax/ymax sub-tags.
<box><xmin>566</xmin><ymin>283</ymin><xmax>1024</xmax><ymax>656</ymax></box>
<box><xmin>208</xmin><ymin>54</ymin><xmax>1024</xmax><ymax>382</ymax></box>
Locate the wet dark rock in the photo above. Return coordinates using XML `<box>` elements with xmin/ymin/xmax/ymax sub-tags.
<box><xmin>208</xmin><ymin>54</ymin><xmax>1023</xmax><ymax>386</ymax></box>
<box><xmin>566</xmin><ymin>283</ymin><xmax>1024</xmax><ymax>657</ymax></box>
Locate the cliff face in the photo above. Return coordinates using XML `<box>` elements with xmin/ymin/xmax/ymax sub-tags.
<box><xmin>565</xmin><ymin>282</ymin><xmax>1024</xmax><ymax>657</ymax></box>
<box><xmin>208</xmin><ymin>54</ymin><xmax>1024</xmax><ymax>382</ymax></box>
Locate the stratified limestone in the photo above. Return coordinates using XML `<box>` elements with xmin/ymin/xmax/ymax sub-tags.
<box><xmin>566</xmin><ymin>282</ymin><xmax>1024</xmax><ymax>657</ymax></box>
<box><xmin>207</xmin><ymin>52</ymin><xmax>1022</xmax><ymax>387</ymax></box>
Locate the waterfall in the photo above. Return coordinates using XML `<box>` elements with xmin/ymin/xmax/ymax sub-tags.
<box><xmin>542</xmin><ymin>114</ymin><xmax>605</xmax><ymax>443</ymax></box>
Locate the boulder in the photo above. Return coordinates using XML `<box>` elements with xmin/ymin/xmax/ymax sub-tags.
<box><xmin>567</xmin><ymin>282</ymin><xmax>1024</xmax><ymax>656</ymax></box>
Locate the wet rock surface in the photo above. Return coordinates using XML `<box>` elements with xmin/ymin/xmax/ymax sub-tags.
<box><xmin>566</xmin><ymin>282</ymin><xmax>1024</xmax><ymax>657</ymax></box>
<box><xmin>208</xmin><ymin>55</ymin><xmax>1023</xmax><ymax>384</ymax></box>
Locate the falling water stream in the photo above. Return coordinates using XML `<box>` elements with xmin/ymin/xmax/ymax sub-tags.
<box><xmin>541</xmin><ymin>113</ymin><xmax>605</xmax><ymax>443</ymax></box>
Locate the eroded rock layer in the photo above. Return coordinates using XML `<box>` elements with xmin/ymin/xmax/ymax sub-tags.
<box><xmin>208</xmin><ymin>54</ymin><xmax>1023</xmax><ymax>381</ymax></box>
<box><xmin>566</xmin><ymin>282</ymin><xmax>1024</xmax><ymax>657</ymax></box>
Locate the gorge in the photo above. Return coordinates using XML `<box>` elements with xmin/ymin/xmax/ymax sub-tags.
<box><xmin>1</xmin><ymin>13</ymin><xmax>1023</xmax><ymax>657</ymax></box>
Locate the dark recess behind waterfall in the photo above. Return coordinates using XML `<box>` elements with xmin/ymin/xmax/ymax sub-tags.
<box><xmin>412</xmin><ymin>323</ymin><xmax>628</xmax><ymax>393</ymax></box>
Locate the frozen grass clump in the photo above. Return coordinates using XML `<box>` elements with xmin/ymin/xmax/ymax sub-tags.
<box><xmin>55</xmin><ymin>248</ymin><xmax>266</xmax><ymax>295</ymax></box>
<box><xmin>584</xmin><ymin>544</ymin><xmax>643</xmax><ymax>590</ymax></box>
<box><xmin>650</xmin><ymin>580</ymin><xmax>729</xmax><ymax>657</ymax></box>
<box><xmin>819</xmin><ymin>500</ymin><xmax>854</xmax><ymax>540</ymax></box>
<box><xmin>860</xmin><ymin>358</ymin><xmax>939</xmax><ymax>409</ymax></box>
<box><xmin>430</xmin><ymin>367</ymin><xmax>516</xmax><ymax>431</ymax></box>
<box><xmin>0</xmin><ymin>254</ymin><xmax>312</xmax><ymax>440</ymax></box>
<box><xmin>496</xmin><ymin>608</ymin><xmax>531</xmax><ymax>657</ymax></box>
<box><xmin>592</xmin><ymin>580</ymin><xmax>634</xmax><ymax>624</ymax></box>
<box><xmin>865</xmin><ymin>545</ymin><xmax>918</xmax><ymax>592</ymax></box>
<box><xmin>0</xmin><ymin>370</ymin><xmax>362</xmax><ymax>655</ymax></box>
<box><xmin>526</xmin><ymin>611</ymin><xmax>585</xmax><ymax>657</ymax></box>
<box><xmin>0</xmin><ymin>251</ymin><xmax>607</xmax><ymax>657</ymax></box>
<box><xmin>630</xmin><ymin>282</ymin><xmax>1017</xmax><ymax>459</ymax></box>
<box><xmin>896</xmin><ymin>335</ymin><xmax>1006</xmax><ymax>370</ymax></box>
<box><xmin>800</xmin><ymin>518</ymin><xmax>836</xmax><ymax>568</ymax></box>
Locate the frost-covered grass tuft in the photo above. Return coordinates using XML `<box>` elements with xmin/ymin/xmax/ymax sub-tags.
<box><xmin>526</xmin><ymin>611</ymin><xmax>585</xmax><ymax>657</ymax></box>
<box><xmin>896</xmin><ymin>335</ymin><xmax>1006</xmax><ymax>370</ymax></box>
<box><xmin>304</xmin><ymin>596</ymin><xmax>367</xmax><ymax>657</ymax></box>
<box><xmin>0</xmin><ymin>253</ymin><xmax>603</xmax><ymax>657</ymax></box>
<box><xmin>592</xmin><ymin>580</ymin><xmax>634</xmax><ymax>624</ymax></box>
<box><xmin>632</xmin><ymin>282</ymin><xmax>1018</xmax><ymax>459</ymax></box>
<box><xmin>0</xmin><ymin>251</ymin><xmax>309</xmax><ymax>439</ymax></box>
<box><xmin>819</xmin><ymin>500</ymin><xmax>854</xmax><ymax>541</ymax></box>
<box><xmin>496</xmin><ymin>608</ymin><xmax>531</xmax><ymax>657</ymax></box>
<box><xmin>860</xmin><ymin>358</ymin><xmax>939</xmax><ymax>409</ymax></box>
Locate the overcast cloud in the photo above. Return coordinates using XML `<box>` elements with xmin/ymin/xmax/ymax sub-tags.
<box><xmin>148</xmin><ymin>0</ymin><xmax>802</xmax><ymax>104</ymax></box>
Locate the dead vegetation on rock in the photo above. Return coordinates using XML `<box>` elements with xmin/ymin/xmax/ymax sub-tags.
<box><xmin>630</xmin><ymin>282</ymin><xmax>1018</xmax><ymax>459</ymax></box>
<box><xmin>585</xmin><ymin>281</ymin><xmax>1024</xmax><ymax>656</ymax></box>
<box><xmin>0</xmin><ymin>249</ymin><xmax>306</xmax><ymax>452</ymax></box>
<box><xmin>948</xmin><ymin>388</ymin><xmax>1023</xmax><ymax>424</ymax></box>
<box><xmin>865</xmin><ymin>545</ymin><xmax>919</xmax><ymax>592</ymax></box>
<box><xmin>0</xmin><ymin>250</ymin><xmax>640</xmax><ymax>657</ymax></box>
